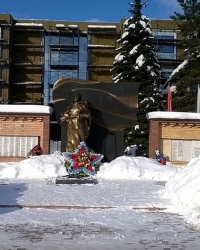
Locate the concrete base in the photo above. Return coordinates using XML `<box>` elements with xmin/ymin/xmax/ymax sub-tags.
<box><xmin>55</xmin><ymin>175</ymin><xmax>97</xmax><ymax>185</ymax></box>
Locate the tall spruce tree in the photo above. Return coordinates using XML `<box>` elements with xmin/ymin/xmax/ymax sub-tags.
<box><xmin>111</xmin><ymin>0</ymin><xmax>164</xmax><ymax>156</ymax></box>
<box><xmin>169</xmin><ymin>0</ymin><xmax>200</xmax><ymax>112</ymax></box>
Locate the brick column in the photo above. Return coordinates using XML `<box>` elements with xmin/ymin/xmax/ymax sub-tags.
<box><xmin>149</xmin><ymin>120</ymin><xmax>160</xmax><ymax>158</ymax></box>
<box><xmin>42</xmin><ymin>115</ymin><xmax>50</xmax><ymax>154</ymax></box>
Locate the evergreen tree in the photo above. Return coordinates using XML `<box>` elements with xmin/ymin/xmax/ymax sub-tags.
<box><xmin>111</xmin><ymin>0</ymin><xmax>164</xmax><ymax>156</ymax></box>
<box><xmin>169</xmin><ymin>0</ymin><xmax>200</xmax><ymax>112</ymax></box>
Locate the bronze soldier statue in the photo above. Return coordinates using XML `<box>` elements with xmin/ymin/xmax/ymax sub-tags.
<box><xmin>60</xmin><ymin>93</ymin><xmax>91</xmax><ymax>151</ymax></box>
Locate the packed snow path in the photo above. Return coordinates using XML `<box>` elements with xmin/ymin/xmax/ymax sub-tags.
<box><xmin>0</xmin><ymin>205</ymin><xmax>200</xmax><ymax>250</ymax></box>
<box><xmin>0</xmin><ymin>179</ymin><xmax>200</xmax><ymax>250</ymax></box>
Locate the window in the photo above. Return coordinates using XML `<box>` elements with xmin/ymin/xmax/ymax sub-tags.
<box><xmin>158</xmin><ymin>68</ymin><xmax>174</xmax><ymax>89</ymax></box>
<box><xmin>0</xmin><ymin>27</ymin><xmax>2</xmax><ymax>59</ymax></box>
<box><xmin>50</xmin><ymin>35</ymin><xmax>78</xmax><ymax>46</ymax></box>
<box><xmin>153</xmin><ymin>32</ymin><xmax>176</xmax><ymax>59</ymax></box>
<box><xmin>154</xmin><ymin>44</ymin><xmax>174</xmax><ymax>54</ymax></box>
<box><xmin>161</xmin><ymin>70</ymin><xmax>173</xmax><ymax>79</ymax></box>
<box><xmin>50</xmin><ymin>50</ymin><xmax>78</xmax><ymax>65</ymax></box>
<box><xmin>43</xmin><ymin>33</ymin><xmax>88</xmax><ymax>104</ymax></box>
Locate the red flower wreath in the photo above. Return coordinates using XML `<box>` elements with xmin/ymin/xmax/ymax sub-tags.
<box><xmin>63</xmin><ymin>142</ymin><xmax>103</xmax><ymax>176</ymax></box>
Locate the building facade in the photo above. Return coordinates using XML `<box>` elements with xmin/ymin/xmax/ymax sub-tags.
<box><xmin>0</xmin><ymin>14</ymin><xmax>184</xmax><ymax>148</ymax></box>
<box><xmin>0</xmin><ymin>14</ymin><xmax>184</xmax><ymax>105</ymax></box>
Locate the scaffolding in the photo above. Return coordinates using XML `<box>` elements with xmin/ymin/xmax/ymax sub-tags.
<box><xmin>87</xmin><ymin>25</ymin><xmax>119</xmax><ymax>82</ymax></box>
<box><xmin>0</xmin><ymin>19</ymin><xmax>11</xmax><ymax>103</ymax></box>
<box><xmin>12</xmin><ymin>22</ymin><xmax>45</xmax><ymax>104</ymax></box>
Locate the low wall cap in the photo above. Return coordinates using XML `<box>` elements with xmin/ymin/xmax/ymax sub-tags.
<box><xmin>0</xmin><ymin>105</ymin><xmax>53</xmax><ymax>114</ymax></box>
<box><xmin>146</xmin><ymin>111</ymin><xmax>200</xmax><ymax>120</ymax></box>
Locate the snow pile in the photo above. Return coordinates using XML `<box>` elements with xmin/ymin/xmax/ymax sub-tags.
<box><xmin>165</xmin><ymin>157</ymin><xmax>200</xmax><ymax>205</ymax></box>
<box><xmin>0</xmin><ymin>152</ymin><xmax>181</xmax><ymax>183</ymax></box>
<box><xmin>0</xmin><ymin>154</ymin><xmax>178</xmax><ymax>181</ymax></box>
<box><xmin>0</xmin><ymin>152</ymin><xmax>66</xmax><ymax>180</ymax></box>
<box><xmin>97</xmin><ymin>156</ymin><xmax>178</xmax><ymax>181</ymax></box>
<box><xmin>165</xmin><ymin>156</ymin><xmax>200</xmax><ymax>226</ymax></box>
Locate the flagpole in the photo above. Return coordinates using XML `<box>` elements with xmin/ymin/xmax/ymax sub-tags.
<box><xmin>167</xmin><ymin>84</ymin><xmax>172</xmax><ymax>112</ymax></box>
<box><xmin>197</xmin><ymin>83</ymin><xmax>200</xmax><ymax>113</ymax></box>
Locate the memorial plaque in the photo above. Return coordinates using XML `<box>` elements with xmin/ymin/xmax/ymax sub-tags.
<box><xmin>0</xmin><ymin>136</ymin><xmax>3</xmax><ymax>156</ymax></box>
<box><xmin>0</xmin><ymin>136</ymin><xmax>39</xmax><ymax>157</ymax></box>
<box><xmin>172</xmin><ymin>140</ymin><xmax>183</xmax><ymax>161</ymax></box>
<box><xmin>4</xmin><ymin>137</ymin><xmax>10</xmax><ymax>157</ymax></box>
<box><xmin>27</xmin><ymin>137</ymin><xmax>32</xmax><ymax>153</ymax></box>
<box><xmin>192</xmin><ymin>141</ymin><xmax>200</xmax><ymax>158</ymax></box>
<box><xmin>172</xmin><ymin>140</ymin><xmax>200</xmax><ymax>161</ymax></box>
<box><xmin>182</xmin><ymin>140</ymin><xmax>192</xmax><ymax>161</ymax></box>
<box><xmin>10</xmin><ymin>137</ymin><xmax>15</xmax><ymax>157</ymax></box>
<box><xmin>15</xmin><ymin>136</ymin><xmax>21</xmax><ymax>156</ymax></box>
<box><xmin>21</xmin><ymin>137</ymin><xmax>27</xmax><ymax>157</ymax></box>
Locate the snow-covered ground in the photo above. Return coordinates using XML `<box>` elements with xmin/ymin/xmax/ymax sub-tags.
<box><xmin>0</xmin><ymin>152</ymin><xmax>200</xmax><ymax>226</ymax></box>
<box><xmin>1</xmin><ymin>152</ymin><xmax>200</xmax><ymax>249</ymax></box>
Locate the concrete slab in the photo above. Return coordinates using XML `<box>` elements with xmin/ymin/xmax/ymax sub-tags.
<box><xmin>55</xmin><ymin>175</ymin><xmax>98</xmax><ymax>185</ymax></box>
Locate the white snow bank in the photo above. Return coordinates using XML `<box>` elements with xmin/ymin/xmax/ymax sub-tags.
<box><xmin>165</xmin><ymin>156</ymin><xmax>200</xmax><ymax>205</ymax></box>
<box><xmin>0</xmin><ymin>154</ymin><xmax>179</xmax><ymax>181</ymax></box>
<box><xmin>0</xmin><ymin>152</ymin><xmax>66</xmax><ymax>180</ymax></box>
<box><xmin>165</xmin><ymin>156</ymin><xmax>200</xmax><ymax>227</ymax></box>
<box><xmin>97</xmin><ymin>156</ymin><xmax>178</xmax><ymax>181</ymax></box>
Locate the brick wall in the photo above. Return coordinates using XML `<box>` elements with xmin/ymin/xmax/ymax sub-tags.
<box><xmin>160</xmin><ymin>121</ymin><xmax>200</xmax><ymax>139</ymax></box>
<box><xmin>0</xmin><ymin>113</ymin><xmax>51</xmax><ymax>162</ymax></box>
<box><xmin>149</xmin><ymin>119</ymin><xmax>200</xmax><ymax>163</ymax></box>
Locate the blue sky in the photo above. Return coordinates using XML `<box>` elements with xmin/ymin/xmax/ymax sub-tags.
<box><xmin>2</xmin><ymin>0</ymin><xmax>181</xmax><ymax>22</ymax></box>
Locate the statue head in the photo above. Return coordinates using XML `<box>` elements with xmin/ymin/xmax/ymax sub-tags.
<box><xmin>73</xmin><ymin>93</ymin><xmax>81</xmax><ymax>103</ymax></box>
